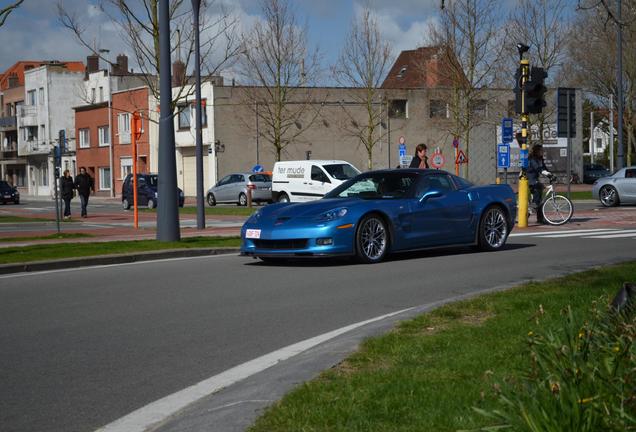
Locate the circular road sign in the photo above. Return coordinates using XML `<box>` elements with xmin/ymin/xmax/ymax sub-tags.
<box><xmin>430</xmin><ymin>152</ymin><xmax>445</xmax><ymax>169</ymax></box>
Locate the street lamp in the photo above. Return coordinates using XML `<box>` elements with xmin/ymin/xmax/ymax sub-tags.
<box><xmin>191</xmin><ymin>0</ymin><xmax>205</xmax><ymax>229</ymax></box>
<box><xmin>157</xmin><ymin>0</ymin><xmax>180</xmax><ymax>241</ymax></box>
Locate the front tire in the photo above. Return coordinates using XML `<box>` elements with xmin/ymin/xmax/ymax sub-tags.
<box><xmin>599</xmin><ymin>185</ymin><xmax>619</xmax><ymax>207</ymax></box>
<box><xmin>147</xmin><ymin>198</ymin><xmax>156</xmax><ymax>209</ymax></box>
<box><xmin>207</xmin><ymin>193</ymin><xmax>216</xmax><ymax>206</ymax></box>
<box><xmin>542</xmin><ymin>195</ymin><xmax>573</xmax><ymax>225</ymax></box>
<box><xmin>478</xmin><ymin>206</ymin><xmax>508</xmax><ymax>251</ymax></box>
<box><xmin>355</xmin><ymin>214</ymin><xmax>389</xmax><ymax>264</ymax></box>
<box><xmin>122</xmin><ymin>198</ymin><xmax>131</xmax><ymax>210</ymax></box>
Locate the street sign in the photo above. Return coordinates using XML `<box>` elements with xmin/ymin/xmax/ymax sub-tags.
<box><xmin>430</xmin><ymin>149</ymin><xmax>445</xmax><ymax>169</ymax></box>
<box><xmin>252</xmin><ymin>164</ymin><xmax>264</xmax><ymax>173</ymax></box>
<box><xmin>557</xmin><ymin>88</ymin><xmax>576</xmax><ymax>138</ymax></box>
<box><xmin>455</xmin><ymin>150</ymin><xmax>468</xmax><ymax>165</ymax></box>
<box><xmin>399</xmin><ymin>143</ymin><xmax>406</xmax><ymax>157</ymax></box>
<box><xmin>502</xmin><ymin>118</ymin><xmax>513</xmax><ymax>143</ymax></box>
<box><xmin>399</xmin><ymin>155</ymin><xmax>413</xmax><ymax>167</ymax></box>
<box><xmin>520</xmin><ymin>147</ymin><xmax>529</xmax><ymax>168</ymax></box>
<box><xmin>497</xmin><ymin>144</ymin><xmax>510</xmax><ymax>169</ymax></box>
<box><xmin>452</xmin><ymin>137</ymin><xmax>459</xmax><ymax>148</ymax></box>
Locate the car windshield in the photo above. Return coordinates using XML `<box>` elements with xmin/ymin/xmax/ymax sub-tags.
<box><xmin>323</xmin><ymin>164</ymin><xmax>360</xmax><ymax>180</ymax></box>
<box><xmin>325</xmin><ymin>172</ymin><xmax>418</xmax><ymax>199</ymax></box>
<box><xmin>138</xmin><ymin>175</ymin><xmax>158</xmax><ymax>187</ymax></box>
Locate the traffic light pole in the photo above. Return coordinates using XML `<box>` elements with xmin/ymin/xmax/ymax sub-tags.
<box><xmin>517</xmin><ymin>58</ymin><xmax>530</xmax><ymax>228</ymax></box>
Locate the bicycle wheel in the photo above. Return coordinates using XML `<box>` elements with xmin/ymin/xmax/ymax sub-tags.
<box><xmin>541</xmin><ymin>195</ymin><xmax>573</xmax><ymax>225</ymax></box>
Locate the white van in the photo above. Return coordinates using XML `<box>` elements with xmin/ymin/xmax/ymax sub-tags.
<box><xmin>271</xmin><ymin>160</ymin><xmax>360</xmax><ymax>202</ymax></box>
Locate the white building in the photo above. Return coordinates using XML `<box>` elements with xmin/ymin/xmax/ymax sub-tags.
<box><xmin>587</xmin><ymin>120</ymin><xmax>616</xmax><ymax>163</ymax></box>
<box><xmin>18</xmin><ymin>62</ymin><xmax>84</xmax><ymax>196</ymax></box>
<box><xmin>172</xmin><ymin>80</ymin><xmax>218</xmax><ymax>196</ymax></box>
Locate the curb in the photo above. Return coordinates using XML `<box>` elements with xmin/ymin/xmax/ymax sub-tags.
<box><xmin>0</xmin><ymin>248</ymin><xmax>240</xmax><ymax>275</ymax></box>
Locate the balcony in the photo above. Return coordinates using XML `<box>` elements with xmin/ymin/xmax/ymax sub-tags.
<box><xmin>18</xmin><ymin>140</ymin><xmax>50</xmax><ymax>156</ymax></box>
<box><xmin>18</xmin><ymin>105</ymin><xmax>38</xmax><ymax>126</ymax></box>
<box><xmin>0</xmin><ymin>116</ymin><xmax>17</xmax><ymax>131</ymax></box>
<box><xmin>1</xmin><ymin>149</ymin><xmax>18</xmax><ymax>160</ymax></box>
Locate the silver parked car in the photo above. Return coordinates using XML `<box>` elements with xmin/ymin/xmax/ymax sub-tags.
<box><xmin>592</xmin><ymin>166</ymin><xmax>636</xmax><ymax>207</ymax></box>
<box><xmin>207</xmin><ymin>172</ymin><xmax>272</xmax><ymax>206</ymax></box>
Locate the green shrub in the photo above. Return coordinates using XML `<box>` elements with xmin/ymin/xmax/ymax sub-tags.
<box><xmin>471</xmin><ymin>295</ymin><xmax>636</xmax><ymax>432</ymax></box>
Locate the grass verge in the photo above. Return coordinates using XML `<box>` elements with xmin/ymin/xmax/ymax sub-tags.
<box><xmin>0</xmin><ymin>236</ymin><xmax>241</xmax><ymax>264</ymax></box>
<box><xmin>249</xmin><ymin>261</ymin><xmax>636</xmax><ymax>432</ymax></box>
<box><xmin>0</xmin><ymin>233</ymin><xmax>94</xmax><ymax>242</ymax></box>
<box><xmin>568</xmin><ymin>190</ymin><xmax>593</xmax><ymax>200</ymax></box>
<box><xmin>0</xmin><ymin>215</ymin><xmax>52</xmax><ymax>223</ymax></box>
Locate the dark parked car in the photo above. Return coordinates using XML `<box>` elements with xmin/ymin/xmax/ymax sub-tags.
<box><xmin>0</xmin><ymin>180</ymin><xmax>19</xmax><ymax>204</ymax></box>
<box><xmin>583</xmin><ymin>164</ymin><xmax>611</xmax><ymax>184</ymax></box>
<box><xmin>121</xmin><ymin>173</ymin><xmax>184</xmax><ymax>210</ymax></box>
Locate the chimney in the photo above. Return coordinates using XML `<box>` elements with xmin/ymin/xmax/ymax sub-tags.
<box><xmin>112</xmin><ymin>54</ymin><xmax>129</xmax><ymax>75</ymax></box>
<box><xmin>172</xmin><ymin>60</ymin><xmax>186</xmax><ymax>87</ymax></box>
<box><xmin>87</xmin><ymin>55</ymin><xmax>99</xmax><ymax>74</ymax></box>
<box><xmin>8</xmin><ymin>73</ymin><xmax>19</xmax><ymax>88</ymax></box>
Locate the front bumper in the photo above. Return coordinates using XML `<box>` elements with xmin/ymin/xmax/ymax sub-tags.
<box><xmin>240</xmin><ymin>219</ymin><xmax>356</xmax><ymax>257</ymax></box>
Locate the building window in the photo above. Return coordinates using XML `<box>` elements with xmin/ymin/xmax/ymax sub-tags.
<box><xmin>99</xmin><ymin>167</ymin><xmax>111</xmax><ymax>190</ymax></box>
<box><xmin>91</xmin><ymin>88</ymin><xmax>96</xmax><ymax>103</ymax></box>
<box><xmin>79</xmin><ymin>128</ymin><xmax>90</xmax><ymax>148</ymax></box>
<box><xmin>120</xmin><ymin>157</ymin><xmax>132</xmax><ymax>179</ymax></box>
<box><xmin>39</xmin><ymin>87</ymin><xmax>44</xmax><ymax>105</ymax></box>
<box><xmin>27</xmin><ymin>90</ymin><xmax>36</xmax><ymax>105</ymax></box>
<box><xmin>193</xmin><ymin>100</ymin><xmax>208</xmax><ymax>127</ymax></box>
<box><xmin>178</xmin><ymin>104</ymin><xmax>191</xmax><ymax>129</ymax></box>
<box><xmin>39</xmin><ymin>163</ymin><xmax>48</xmax><ymax>186</ymax></box>
<box><xmin>99</xmin><ymin>87</ymin><xmax>104</xmax><ymax>102</ymax></box>
<box><xmin>429</xmin><ymin>99</ymin><xmax>449</xmax><ymax>119</ymax></box>
<box><xmin>118</xmin><ymin>113</ymin><xmax>131</xmax><ymax>144</ymax></box>
<box><xmin>471</xmin><ymin>99</ymin><xmax>488</xmax><ymax>117</ymax></box>
<box><xmin>388</xmin><ymin>100</ymin><xmax>408</xmax><ymax>119</ymax></box>
<box><xmin>40</xmin><ymin>124</ymin><xmax>45</xmax><ymax>142</ymax></box>
<box><xmin>23</xmin><ymin>126</ymin><xmax>38</xmax><ymax>141</ymax></box>
<box><xmin>98</xmin><ymin>126</ymin><xmax>109</xmax><ymax>146</ymax></box>
<box><xmin>596</xmin><ymin>138</ymin><xmax>603</xmax><ymax>149</ymax></box>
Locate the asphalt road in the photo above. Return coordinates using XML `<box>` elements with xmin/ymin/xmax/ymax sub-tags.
<box><xmin>2</xmin><ymin>231</ymin><xmax>636</xmax><ymax>432</ymax></box>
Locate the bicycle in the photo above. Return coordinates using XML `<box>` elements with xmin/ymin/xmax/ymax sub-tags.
<box><xmin>528</xmin><ymin>175</ymin><xmax>574</xmax><ymax>226</ymax></box>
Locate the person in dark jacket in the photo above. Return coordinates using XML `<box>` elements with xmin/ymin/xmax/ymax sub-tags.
<box><xmin>74</xmin><ymin>167</ymin><xmax>94</xmax><ymax>218</ymax></box>
<box><xmin>409</xmin><ymin>143</ymin><xmax>429</xmax><ymax>169</ymax></box>
<box><xmin>60</xmin><ymin>170</ymin><xmax>74</xmax><ymax>219</ymax></box>
<box><xmin>527</xmin><ymin>145</ymin><xmax>553</xmax><ymax>224</ymax></box>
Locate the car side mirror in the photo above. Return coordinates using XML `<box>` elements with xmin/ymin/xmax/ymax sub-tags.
<box><xmin>419</xmin><ymin>189</ymin><xmax>443</xmax><ymax>203</ymax></box>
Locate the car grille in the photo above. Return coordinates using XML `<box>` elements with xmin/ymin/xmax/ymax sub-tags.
<box><xmin>253</xmin><ymin>239</ymin><xmax>308</xmax><ymax>249</ymax></box>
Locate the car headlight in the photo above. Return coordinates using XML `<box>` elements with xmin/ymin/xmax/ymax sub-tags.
<box><xmin>247</xmin><ymin>208</ymin><xmax>263</xmax><ymax>223</ymax></box>
<box><xmin>317</xmin><ymin>207</ymin><xmax>348</xmax><ymax>221</ymax></box>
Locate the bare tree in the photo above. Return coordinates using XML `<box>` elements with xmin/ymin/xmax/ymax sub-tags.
<box><xmin>332</xmin><ymin>6</ymin><xmax>392</xmax><ymax>170</ymax></box>
<box><xmin>502</xmin><ymin>0</ymin><xmax>571</xmax><ymax>145</ymax></box>
<box><xmin>570</xmin><ymin>1</ymin><xmax>636</xmax><ymax>165</ymax></box>
<box><xmin>0</xmin><ymin>0</ymin><xmax>24</xmax><ymax>27</ymax></box>
<box><xmin>57</xmin><ymin>0</ymin><xmax>240</xmax><ymax>111</ymax></box>
<box><xmin>428</xmin><ymin>0</ymin><xmax>505</xmax><ymax>178</ymax></box>
<box><xmin>237</xmin><ymin>0</ymin><xmax>322</xmax><ymax>161</ymax></box>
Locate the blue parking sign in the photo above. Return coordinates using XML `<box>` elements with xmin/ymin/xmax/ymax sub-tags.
<box><xmin>502</xmin><ymin>118</ymin><xmax>513</xmax><ymax>143</ymax></box>
<box><xmin>497</xmin><ymin>144</ymin><xmax>510</xmax><ymax>169</ymax></box>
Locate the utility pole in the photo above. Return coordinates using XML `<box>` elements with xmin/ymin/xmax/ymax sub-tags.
<box><xmin>590</xmin><ymin>110</ymin><xmax>594</xmax><ymax>164</ymax></box>
<box><xmin>516</xmin><ymin>44</ymin><xmax>530</xmax><ymax>228</ymax></box>
<box><xmin>157</xmin><ymin>0</ymin><xmax>180</xmax><ymax>241</ymax></box>
<box><xmin>616</xmin><ymin>0</ymin><xmax>624</xmax><ymax>169</ymax></box>
<box><xmin>610</xmin><ymin>93</ymin><xmax>614</xmax><ymax>172</ymax></box>
<box><xmin>192</xmin><ymin>0</ymin><xmax>205</xmax><ymax>230</ymax></box>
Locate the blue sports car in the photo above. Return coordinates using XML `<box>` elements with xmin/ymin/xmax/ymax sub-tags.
<box><xmin>240</xmin><ymin>169</ymin><xmax>517</xmax><ymax>264</ymax></box>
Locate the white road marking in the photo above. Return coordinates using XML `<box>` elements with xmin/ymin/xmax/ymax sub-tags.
<box><xmin>537</xmin><ymin>230</ymin><xmax>631</xmax><ymax>238</ymax></box>
<box><xmin>0</xmin><ymin>253</ymin><xmax>238</xmax><ymax>280</ymax></box>
<box><xmin>583</xmin><ymin>230</ymin><xmax>636</xmax><ymax>239</ymax></box>
<box><xmin>509</xmin><ymin>228</ymin><xmax>616</xmax><ymax>237</ymax></box>
<box><xmin>94</xmin><ymin>307</ymin><xmax>414</xmax><ymax>432</ymax></box>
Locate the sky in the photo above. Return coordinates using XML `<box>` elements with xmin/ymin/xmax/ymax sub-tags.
<box><xmin>0</xmin><ymin>0</ymin><xmax>577</xmax><ymax>81</ymax></box>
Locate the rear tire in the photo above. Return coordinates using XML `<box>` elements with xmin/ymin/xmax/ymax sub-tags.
<box><xmin>478</xmin><ymin>206</ymin><xmax>508</xmax><ymax>251</ymax></box>
<box><xmin>541</xmin><ymin>195</ymin><xmax>573</xmax><ymax>225</ymax></box>
<box><xmin>238</xmin><ymin>193</ymin><xmax>247</xmax><ymax>206</ymax></box>
<box><xmin>207</xmin><ymin>193</ymin><xmax>216</xmax><ymax>206</ymax></box>
<box><xmin>355</xmin><ymin>214</ymin><xmax>389</xmax><ymax>264</ymax></box>
<box><xmin>599</xmin><ymin>185</ymin><xmax>619</xmax><ymax>207</ymax></box>
<box><xmin>278</xmin><ymin>192</ymin><xmax>290</xmax><ymax>203</ymax></box>
<box><xmin>147</xmin><ymin>198</ymin><xmax>156</xmax><ymax>209</ymax></box>
<box><xmin>122</xmin><ymin>198</ymin><xmax>131</xmax><ymax>210</ymax></box>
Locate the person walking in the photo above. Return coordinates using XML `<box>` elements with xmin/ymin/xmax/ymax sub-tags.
<box><xmin>409</xmin><ymin>143</ymin><xmax>429</xmax><ymax>169</ymax></box>
<box><xmin>60</xmin><ymin>169</ymin><xmax>74</xmax><ymax>219</ymax></box>
<box><xmin>74</xmin><ymin>167</ymin><xmax>94</xmax><ymax>218</ymax></box>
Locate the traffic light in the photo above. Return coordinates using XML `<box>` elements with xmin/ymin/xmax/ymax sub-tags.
<box><xmin>525</xmin><ymin>67</ymin><xmax>547</xmax><ymax>114</ymax></box>
<box><xmin>514</xmin><ymin>67</ymin><xmax>523</xmax><ymax>114</ymax></box>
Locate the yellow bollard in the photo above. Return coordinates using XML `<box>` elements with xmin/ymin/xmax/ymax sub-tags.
<box><xmin>496</xmin><ymin>177</ymin><xmax>501</xmax><ymax>185</ymax></box>
<box><xmin>517</xmin><ymin>177</ymin><xmax>529</xmax><ymax>228</ymax></box>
